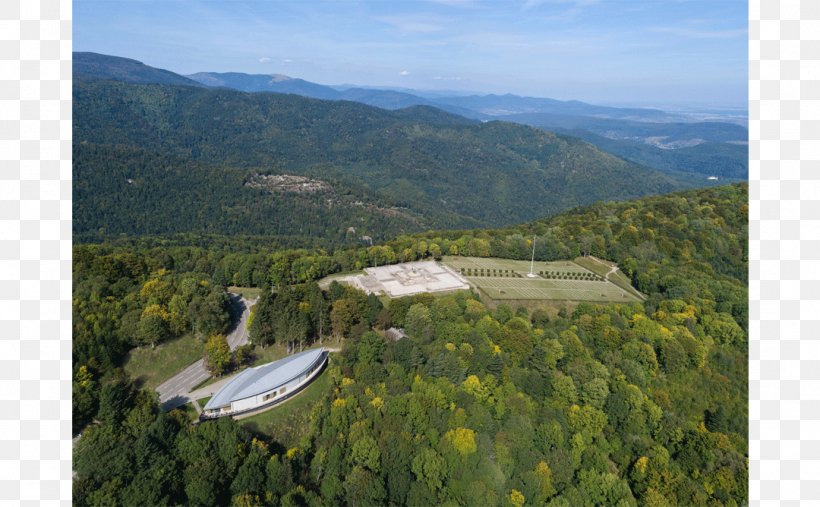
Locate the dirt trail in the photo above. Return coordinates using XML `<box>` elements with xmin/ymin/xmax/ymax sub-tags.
<box><xmin>587</xmin><ymin>255</ymin><xmax>618</xmax><ymax>280</ymax></box>
<box><xmin>587</xmin><ymin>255</ymin><xmax>646</xmax><ymax>301</ymax></box>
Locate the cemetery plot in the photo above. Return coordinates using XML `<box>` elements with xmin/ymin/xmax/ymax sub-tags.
<box><xmin>442</xmin><ymin>256</ymin><xmax>641</xmax><ymax>303</ymax></box>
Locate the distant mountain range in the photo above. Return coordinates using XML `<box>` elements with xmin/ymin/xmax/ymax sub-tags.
<box><xmin>73</xmin><ymin>52</ymin><xmax>731</xmax><ymax>243</ymax></box>
<box><xmin>183</xmin><ymin>70</ymin><xmax>683</xmax><ymax>122</ymax></box>
<box><xmin>181</xmin><ymin>71</ymin><xmax>747</xmax><ymax>179</ymax></box>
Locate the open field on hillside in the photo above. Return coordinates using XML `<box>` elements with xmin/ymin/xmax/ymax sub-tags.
<box><xmin>239</xmin><ymin>367</ymin><xmax>332</xmax><ymax>445</ymax></box>
<box><xmin>317</xmin><ymin>270</ymin><xmax>366</xmax><ymax>290</ymax></box>
<box><xmin>227</xmin><ymin>286</ymin><xmax>263</xmax><ymax>299</ymax></box>
<box><xmin>573</xmin><ymin>256</ymin><xmax>646</xmax><ymax>300</ymax></box>
<box><xmin>442</xmin><ymin>256</ymin><xmax>641</xmax><ymax>303</ymax></box>
<box><xmin>124</xmin><ymin>333</ymin><xmax>203</xmax><ymax>390</ymax></box>
<box><xmin>444</xmin><ymin>256</ymin><xmax>588</xmax><ymax>274</ymax></box>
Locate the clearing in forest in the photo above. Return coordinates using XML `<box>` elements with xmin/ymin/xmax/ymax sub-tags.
<box><xmin>441</xmin><ymin>256</ymin><xmax>642</xmax><ymax>303</ymax></box>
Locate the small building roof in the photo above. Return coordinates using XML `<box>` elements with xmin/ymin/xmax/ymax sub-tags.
<box><xmin>204</xmin><ymin>347</ymin><xmax>325</xmax><ymax>410</ymax></box>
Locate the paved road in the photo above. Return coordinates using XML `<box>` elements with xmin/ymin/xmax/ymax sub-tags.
<box><xmin>156</xmin><ymin>294</ymin><xmax>255</xmax><ymax>411</ymax></box>
<box><xmin>186</xmin><ymin>368</ymin><xmax>244</xmax><ymax>401</ymax></box>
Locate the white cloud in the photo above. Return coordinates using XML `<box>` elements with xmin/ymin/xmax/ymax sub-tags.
<box><xmin>400</xmin><ymin>70</ymin><xmax>410</xmax><ymax>76</ymax></box>
<box><xmin>282</xmin><ymin>58</ymin><xmax>292</xmax><ymax>63</ymax></box>
<box><xmin>258</xmin><ymin>57</ymin><xmax>272</xmax><ymax>63</ymax></box>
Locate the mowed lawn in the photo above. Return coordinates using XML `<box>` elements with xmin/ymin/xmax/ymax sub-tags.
<box><xmin>250</xmin><ymin>342</ymin><xmax>293</xmax><ymax>367</ymax></box>
<box><xmin>474</xmin><ymin>277</ymin><xmax>637</xmax><ymax>302</ymax></box>
<box><xmin>442</xmin><ymin>256</ymin><xmax>641</xmax><ymax>303</ymax></box>
<box><xmin>317</xmin><ymin>270</ymin><xmax>365</xmax><ymax>290</ymax></box>
<box><xmin>124</xmin><ymin>333</ymin><xmax>204</xmax><ymax>391</ymax></box>
<box><xmin>443</xmin><ymin>255</ymin><xmax>592</xmax><ymax>274</ymax></box>
<box><xmin>238</xmin><ymin>366</ymin><xmax>332</xmax><ymax>446</ymax></box>
<box><xmin>227</xmin><ymin>286</ymin><xmax>263</xmax><ymax>300</ymax></box>
<box><xmin>573</xmin><ymin>256</ymin><xmax>646</xmax><ymax>300</ymax></box>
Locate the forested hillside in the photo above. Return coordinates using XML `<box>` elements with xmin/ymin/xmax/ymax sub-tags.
<box><xmin>556</xmin><ymin>130</ymin><xmax>748</xmax><ymax>180</ymax></box>
<box><xmin>73</xmin><ymin>184</ymin><xmax>747</xmax><ymax>506</ymax></box>
<box><xmin>76</xmin><ymin>52</ymin><xmax>747</xmax><ymax>187</ymax></box>
<box><xmin>73</xmin><ymin>52</ymin><xmax>204</xmax><ymax>87</ymax></box>
<box><xmin>74</xmin><ymin>77</ymin><xmax>713</xmax><ymax>242</ymax></box>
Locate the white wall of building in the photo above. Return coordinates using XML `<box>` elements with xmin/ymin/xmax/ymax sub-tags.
<box><xmin>227</xmin><ymin>355</ymin><xmax>325</xmax><ymax>414</ymax></box>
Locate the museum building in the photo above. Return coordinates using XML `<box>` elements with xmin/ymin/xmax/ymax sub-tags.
<box><xmin>201</xmin><ymin>347</ymin><xmax>328</xmax><ymax>419</ymax></box>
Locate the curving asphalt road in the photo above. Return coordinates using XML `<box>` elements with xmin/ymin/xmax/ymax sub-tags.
<box><xmin>156</xmin><ymin>294</ymin><xmax>255</xmax><ymax>411</ymax></box>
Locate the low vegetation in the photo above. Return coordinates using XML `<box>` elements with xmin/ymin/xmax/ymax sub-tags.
<box><xmin>443</xmin><ymin>256</ymin><xmax>638</xmax><ymax>303</ymax></box>
<box><xmin>123</xmin><ymin>333</ymin><xmax>203</xmax><ymax>391</ymax></box>
<box><xmin>227</xmin><ymin>286</ymin><xmax>263</xmax><ymax>300</ymax></box>
<box><xmin>239</xmin><ymin>367</ymin><xmax>333</xmax><ymax>445</ymax></box>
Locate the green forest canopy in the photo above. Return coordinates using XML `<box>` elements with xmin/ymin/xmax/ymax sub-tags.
<box><xmin>74</xmin><ymin>77</ymin><xmax>719</xmax><ymax>243</ymax></box>
<box><xmin>73</xmin><ymin>183</ymin><xmax>747</xmax><ymax>506</ymax></box>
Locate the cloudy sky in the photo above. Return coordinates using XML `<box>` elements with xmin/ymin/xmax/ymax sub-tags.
<box><xmin>74</xmin><ymin>0</ymin><xmax>748</xmax><ymax>108</ymax></box>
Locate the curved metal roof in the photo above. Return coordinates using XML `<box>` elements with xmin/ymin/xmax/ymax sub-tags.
<box><xmin>204</xmin><ymin>347</ymin><xmax>325</xmax><ymax>410</ymax></box>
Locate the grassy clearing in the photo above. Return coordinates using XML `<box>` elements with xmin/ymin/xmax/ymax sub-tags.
<box><xmin>442</xmin><ymin>256</ymin><xmax>641</xmax><ymax>304</ymax></box>
<box><xmin>610</xmin><ymin>272</ymin><xmax>645</xmax><ymax>300</ymax></box>
<box><xmin>250</xmin><ymin>343</ymin><xmax>291</xmax><ymax>367</ymax></box>
<box><xmin>572</xmin><ymin>256</ymin><xmax>612</xmax><ymax>278</ymax></box>
<box><xmin>475</xmin><ymin>277</ymin><xmax>636</xmax><ymax>302</ymax></box>
<box><xmin>573</xmin><ymin>257</ymin><xmax>645</xmax><ymax>300</ymax></box>
<box><xmin>443</xmin><ymin>256</ymin><xmax>588</xmax><ymax>274</ymax></box>
<box><xmin>124</xmin><ymin>334</ymin><xmax>203</xmax><ymax>391</ymax></box>
<box><xmin>317</xmin><ymin>270</ymin><xmax>365</xmax><ymax>290</ymax></box>
<box><xmin>198</xmin><ymin>396</ymin><xmax>212</xmax><ymax>407</ymax></box>
<box><xmin>228</xmin><ymin>286</ymin><xmax>263</xmax><ymax>299</ymax></box>
<box><xmin>239</xmin><ymin>367</ymin><xmax>332</xmax><ymax>446</ymax></box>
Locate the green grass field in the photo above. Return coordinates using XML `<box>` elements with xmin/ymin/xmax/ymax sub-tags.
<box><xmin>317</xmin><ymin>270</ymin><xmax>365</xmax><ymax>290</ymax></box>
<box><xmin>443</xmin><ymin>256</ymin><xmax>588</xmax><ymax>274</ymax></box>
<box><xmin>250</xmin><ymin>342</ymin><xmax>291</xmax><ymax>367</ymax></box>
<box><xmin>228</xmin><ymin>286</ymin><xmax>264</xmax><ymax>299</ymax></box>
<box><xmin>124</xmin><ymin>333</ymin><xmax>204</xmax><ymax>390</ymax></box>
<box><xmin>573</xmin><ymin>256</ymin><xmax>646</xmax><ymax>300</ymax></box>
<box><xmin>442</xmin><ymin>256</ymin><xmax>641</xmax><ymax>303</ymax></box>
<box><xmin>239</xmin><ymin>366</ymin><xmax>332</xmax><ymax>445</ymax></box>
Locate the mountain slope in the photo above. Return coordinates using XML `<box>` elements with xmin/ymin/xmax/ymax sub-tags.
<box><xmin>557</xmin><ymin>129</ymin><xmax>748</xmax><ymax>180</ymax></box>
<box><xmin>73</xmin><ymin>52</ymin><xmax>747</xmax><ymax>181</ymax></box>
<box><xmin>186</xmin><ymin>71</ymin><xmax>342</xmax><ymax>99</ymax></box>
<box><xmin>74</xmin><ymin>77</ymin><xmax>709</xmax><ymax>242</ymax></box>
<box><xmin>73</xmin><ymin>52</ymin><xmax>204</xmax><ymax>87</ymax></box>
<box><xmin>186</xmin><ymin>71</ymin><xmax>482</xmax><ymax>117</ymax></box>
<box><xmin>433</xmin><ymin>93</ymin><xmax>674</xmax><ymax>121</ymax></box>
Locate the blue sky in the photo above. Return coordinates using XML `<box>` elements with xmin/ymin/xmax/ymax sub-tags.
<box><xmin>74</xmin><ymin>0</ymin><xmax>748</xmax><ymax>108</ymax></box>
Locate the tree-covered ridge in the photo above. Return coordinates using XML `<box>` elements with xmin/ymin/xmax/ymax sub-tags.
<box><xmin>74</xmin><ymin>142</ymin><xmax>460</xmax><ymax>242</ymax></box>
<box><xmin>74</xmin><ymin>77</ymin><xmax>709</xmax><ymax>241</ymax></box>
<box><xmin>73</xmin><ymin>52</ymin><xmax>205</xmax><ymax>87</ymax></box>
<box><xmin>73</xmin><ymin>184</ymin><xmax>747</xmax><ymax>505</ymax></box>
